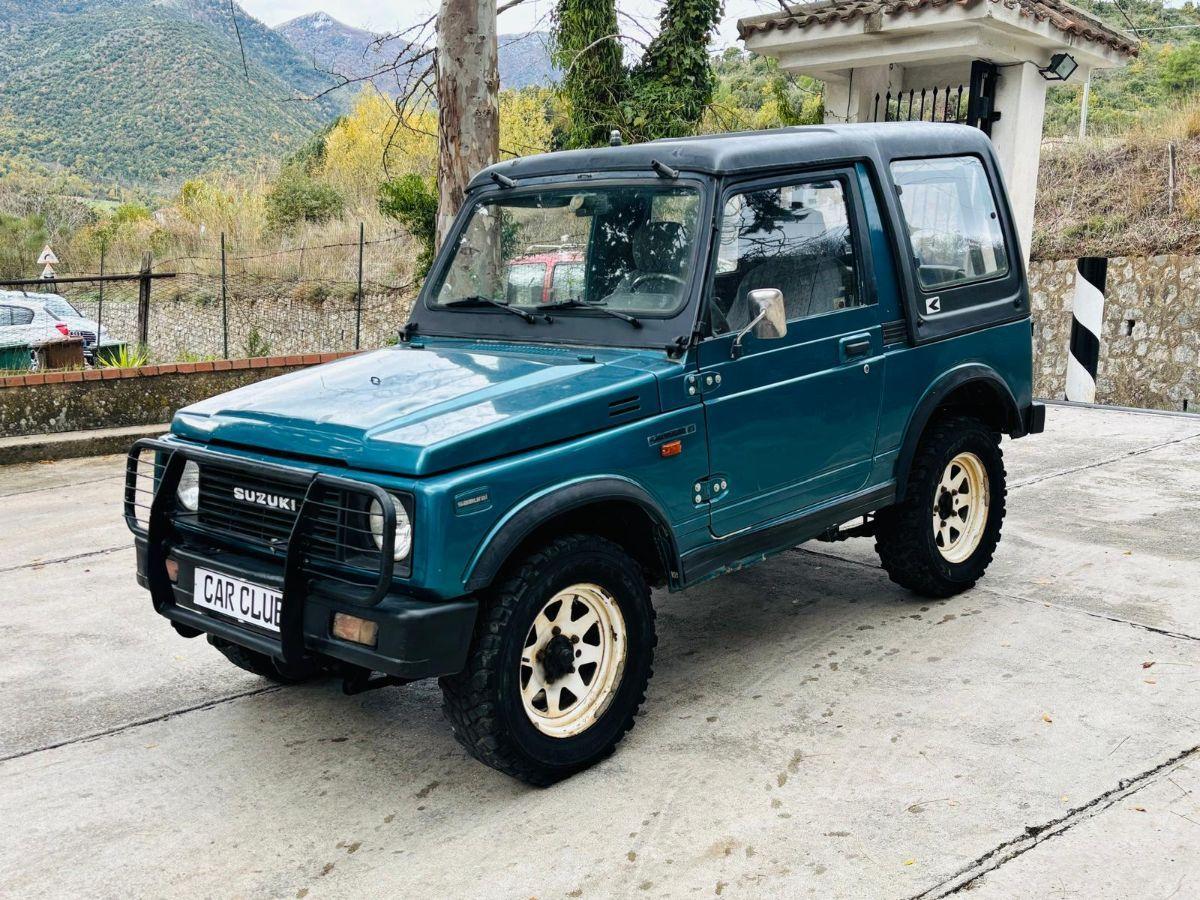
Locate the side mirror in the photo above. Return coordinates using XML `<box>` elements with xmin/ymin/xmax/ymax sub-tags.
<box><xmin>732</xmin><ymin>288</ymin><xmax>787</xmax><ymax>358</ymax></box>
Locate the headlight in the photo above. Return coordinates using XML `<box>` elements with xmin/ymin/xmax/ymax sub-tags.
<box><xmin>177</xmin><ymin>461</ymin><xmax>200</xmax><ymax>511</ymax></box>
<box><xmin>369</xmin><ymin>495</ymin><xmax>412</xmax><ymax>560</ymax></box>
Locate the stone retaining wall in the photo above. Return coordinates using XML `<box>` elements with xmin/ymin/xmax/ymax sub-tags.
<box><xmin>0</xmin><ymin>352</ymin><xmax>360</xmax><ymax>438</ymax></box>
<box><xmin>64</xmin><ymin>290</ymin><xmax>413</xmax><ymax>364</ymax></box>
<box><xmin>1029</xmin><ymin>255</ymin><xmax>1199</xmax><ymax>412</ymax></box>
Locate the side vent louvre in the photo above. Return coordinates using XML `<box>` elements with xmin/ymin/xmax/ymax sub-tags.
<box><xmin>608</xmin><ymin>396</ymin><xmax>641</xmax><ymax>417</ymax></box>
<box><xmin>882</xmin><ymin>320</ymin><xmax>908</xmax><ymax>346</ymax></box>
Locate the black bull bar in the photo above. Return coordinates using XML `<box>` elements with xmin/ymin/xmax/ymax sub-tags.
<box><xmin>124</xmin><ymin>438</ymin><xmax>399</xmax><ymax>665</ymax></box>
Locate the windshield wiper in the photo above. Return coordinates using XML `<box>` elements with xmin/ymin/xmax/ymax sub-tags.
<box><xmin>542</xmin><ymin>300</ymin><xmax>642</xmax><ymax>328</ymax></box>
<box><xmin>442</xmin><ymin>296</ymin><xmax>550</xmax><ymax>323</ymax></box>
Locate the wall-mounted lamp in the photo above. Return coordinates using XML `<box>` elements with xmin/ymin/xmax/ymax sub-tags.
<box><xmin>1040</xmin><ymin>52</ymin><xmax>1078</xmax><ymax>81</ymax></box>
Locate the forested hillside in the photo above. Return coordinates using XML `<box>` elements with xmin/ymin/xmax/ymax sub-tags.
<box><xmin>0</xmin><ymin>0</ymin><xmax>342</xmax><ymax>185</ymax></box>
<box><xmin>1045</xmin><ymin>0</ymin><xmax>1200</xmax><ymax>135</ymax></box>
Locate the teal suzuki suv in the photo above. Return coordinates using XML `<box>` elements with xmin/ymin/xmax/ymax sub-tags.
<box><xmin>125</xmin><ymin>124</ymin><xmax>1044</xmax><ymax>784</ymax></box>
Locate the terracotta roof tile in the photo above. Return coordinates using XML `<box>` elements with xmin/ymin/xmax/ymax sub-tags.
<box><xmin>739</xmin><ymin>0</ymin><xmax>1139</xmax><ymax>56</ymax></box>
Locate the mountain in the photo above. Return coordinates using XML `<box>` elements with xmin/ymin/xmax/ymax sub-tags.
<box><xmin>275</xmin><ymin>12</ymin><xmax>420</xmax><ymax>97</ymax></box>
<box><xmin>497</xmin><ymin>31</ymin><xmax>557</xmax><ymax>90</ymax></box>
<box><xmin>0</xmin><ymin>0</ymin><xmax>343</xmax><ymax>185</ymax></box>
<box><xmin>276</xmin><ymin>12</ymin><xmax>557</xmax><ymax>95</ymax></box>
<box><xmin>0</xmin><ymin>1</ymin><xmax>556</xmax><ymax>188</ymax></box>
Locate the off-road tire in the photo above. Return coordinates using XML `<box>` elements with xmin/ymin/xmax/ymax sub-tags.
<box><xmin>208</xmin><ymin>635</ymin><xmax>320</xmax><ymax>685</ymax></box>
<box><xmin>874</xmin><ymin>415</ymin><xmax>1006</xmax><ymax>598</ymax></box>
<box><xmin>439</xmin><ymin>534</ymin><xmax>656</xmax><ymax>786</ymax></box>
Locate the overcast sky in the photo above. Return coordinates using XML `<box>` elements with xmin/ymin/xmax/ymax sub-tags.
<box><xmin>239</xmin><ymin>0</ymin><xmax>779</xmax><ymax>49</ymax></box>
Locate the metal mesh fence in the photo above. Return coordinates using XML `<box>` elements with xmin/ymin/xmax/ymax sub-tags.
<box><xmin>3</xmin><ymin>229</ymin><xmax>418</xmax><ymax>364</ymax></box>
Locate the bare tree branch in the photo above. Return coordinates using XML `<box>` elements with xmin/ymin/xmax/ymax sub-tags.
<box><xmin>228</xmin><ymin>0</ymin><xmax>250</xmax><ymax>82</ymax></box>
<box><xmin>562</xmin><ymin>32</ymin><xmax>648</xmax><ymax>79</ymax></box>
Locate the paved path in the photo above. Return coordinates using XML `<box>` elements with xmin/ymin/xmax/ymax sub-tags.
<box><xmin>2</xmin><ymin>405</ymin><xmax>1199</xmax><ymax>898</ymax></box>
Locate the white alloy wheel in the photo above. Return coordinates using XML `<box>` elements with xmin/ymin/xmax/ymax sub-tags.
<box><xmin>519</xmin><ymin>583</ymin><xmax>627</xmax><ymax>738</ymax></box>
<box><xmin>932</xmin><ymin>451</ymin><xmax>990</xmax><ymax>564</ymax></box>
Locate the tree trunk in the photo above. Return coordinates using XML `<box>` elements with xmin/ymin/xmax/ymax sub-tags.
<box><xmin>436</xmin><ymin>0</ymin><xmax>499</xmax><ymax>249</ymax></box>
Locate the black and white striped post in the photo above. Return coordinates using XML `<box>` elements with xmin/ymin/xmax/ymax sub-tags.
<box><xmin>1065</xmin><ymin>256</ymin><xmax>1107</xmax><ymax>403</ymax></box>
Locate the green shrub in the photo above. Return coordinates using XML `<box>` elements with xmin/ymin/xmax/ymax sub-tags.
<box><xmin>243</xmin><ymin>326</ymin><xmax>271</xmax><ymax>358</ymax></box>
<box><xmin>110</xmin><ymin>202</ymin><xmax>151</xmax><ymax>225</ymax></box>
<box><xmin>265</xmin><ymin>168</ymin><xmax>345</xmax><ymax>233</ymax></box>
<box><xmin>0</xmin><ymin>212</ymin><xmax>47</xmax><ymax>279</ymax></box>
<box><xmin>97</xmin><ymin>343</ymin><xmax>150</xmax><ymax>368</ymax></box>
<box><xmin>379</xmin><ymin>174</ymin><xmax>437</xmax><ymax>278</ymax></box>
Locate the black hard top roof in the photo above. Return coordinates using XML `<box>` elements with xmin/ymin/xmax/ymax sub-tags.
<box><xmin>470</xmin><ymin>122</ymin><xmax>996</xmax><ymax>190</ymax></box>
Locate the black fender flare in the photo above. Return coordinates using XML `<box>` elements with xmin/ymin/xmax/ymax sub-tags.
<box><xmin>894</xmin><ymin>365</ymin><xmax>1021</xmax><ymax>501</ymax></box>
<box><xmin>463</xmin><ymin>477</ymin><xmax>682</xmax><ymax>592</ymax></box>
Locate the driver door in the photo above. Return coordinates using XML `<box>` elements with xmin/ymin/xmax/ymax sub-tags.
<box><xmin>698</xmin><ymin>170</ymin><xmax>885</xmax><ymax>537</ymax></box>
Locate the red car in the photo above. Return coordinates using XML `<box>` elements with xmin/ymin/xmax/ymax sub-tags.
<box><xmin>504</xmin><ymin>251</ymin><xmax>584</xmax><ymax>305</ymax></box>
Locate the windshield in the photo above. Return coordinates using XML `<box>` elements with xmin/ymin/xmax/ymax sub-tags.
<box><xmin>431</xmin><ymin>184</ymin><xmax>702</xmax><ymax>318</ymax></box>
<box><xmin>41</xmin><ymin>296</ymin><xmax>81</xmax><ymax>319</ymax></box>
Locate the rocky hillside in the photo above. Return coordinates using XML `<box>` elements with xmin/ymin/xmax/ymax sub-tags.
<box><xmin>276</xmin><ymin>11</ymin><xmax>557</xmax><ymax>94</ymax></box>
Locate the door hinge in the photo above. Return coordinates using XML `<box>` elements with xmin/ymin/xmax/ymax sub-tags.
<box><xmin>685</xmin><ymin>370</ymin><xmax>722</xmax><ymax>397</ymax></box>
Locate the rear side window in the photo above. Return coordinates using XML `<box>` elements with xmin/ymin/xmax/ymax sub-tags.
<box><xmin>891</xmin><ymin>156</ymin><xmax>1009</xmax><ymax>291</ymax></box>
<box><xmin>0</xmin><ymin>305</ymin><xmax>34</xmax><ymax>326</ymax></box>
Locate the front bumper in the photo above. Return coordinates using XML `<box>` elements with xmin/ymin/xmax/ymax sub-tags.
<box><xmin>125</xmin><ymin>439</ymin><xmax>477</xmax><ymax>680</ymax></box>
<box><xmin>133</xmin><ymin>540</ymin><xmax>476</xmax><ymax>679</ymax></box>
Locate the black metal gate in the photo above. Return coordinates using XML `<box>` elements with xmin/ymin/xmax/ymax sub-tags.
<box><xmin>870</xmin><ymin>60</ymin><xmax>1001</xmax><ymax>136</ymax></box>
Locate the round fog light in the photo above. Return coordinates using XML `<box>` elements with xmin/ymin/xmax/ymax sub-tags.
<box><xmin>177</xmin><ymin>461</ymin><xmax>200</xmax><ymax>511</ymax></box>
<box><xmin>369</xmin><ymin>495</ymin><xmax>412</xmax><ymax>560</ymax></box>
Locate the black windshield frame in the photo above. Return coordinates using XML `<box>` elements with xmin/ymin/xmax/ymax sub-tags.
<box><xmin>409</xmin><ymin>173</ymin><xmax>716</xmax><ymax>351</ymax></box>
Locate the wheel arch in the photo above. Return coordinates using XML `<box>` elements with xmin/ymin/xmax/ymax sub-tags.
<box><xmin>463</xmin><ymin>478</ymin><xmax>681</xmax><ymax>593</ymax></box>
<box><xmin>894</xmin><ymin>365</ymin><xmax>1019</xmax><ymax>502</ymax></box>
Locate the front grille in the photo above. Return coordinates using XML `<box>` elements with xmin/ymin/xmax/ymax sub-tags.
<box><xmin>185</xmin><ymin>459</ymin><xmax>412</xmax><ymax>584</ymax></box>
<box><xmin>126</xmin><ymin>442</ymin><xmax>409</xmax><ymax>608</ymax></box>
<box><xmin>197</xmin><ymin>465</ymin><xmax>304</xmax><ymax>551</ymax></box>
<box><xmin>75</xmin><ymin>330</ymin><xmax>97</xmax><ymax>346</ymax></box>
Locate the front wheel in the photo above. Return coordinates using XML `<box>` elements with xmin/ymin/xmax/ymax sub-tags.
<box><xmin>874</xmin><ymin>415</ymin><xmax>1007</xmax><ymax>598</ymax></box>
<box><xmin>440</xmin><ymin>534</ymin><xmax>656</xmax><ymax>785</ymax></box>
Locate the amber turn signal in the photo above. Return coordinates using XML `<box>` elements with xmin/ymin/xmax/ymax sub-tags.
<box><xmin>660</xmin><ymin>440</ymin><xmax>682</xmax><ymax>458</ymax></box>
<box><xmin>332</xmin><ymin>613</ymin><xmax>379</xmax><ymax>648</ymax></box>
<box><xmin>165</xmin><ymin>558</ymin><xmax>179</xmax><ymax>583</ymax></box>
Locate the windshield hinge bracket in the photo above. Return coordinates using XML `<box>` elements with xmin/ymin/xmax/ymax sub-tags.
<box><xmin>692</xmin><ymin>475</ymin><xmax>729</xmax><ymax>506</ymax></box>
<box><xmin>685</xmin><ymin>370</ymin><xmax>722</xmax><ymax>398</ymax></box>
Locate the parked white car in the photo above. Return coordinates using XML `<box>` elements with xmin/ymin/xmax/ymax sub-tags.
<box><xmin>0</xmin><ymin>291</ymin><xmax>112</xmax><ymax>363</ymax></box>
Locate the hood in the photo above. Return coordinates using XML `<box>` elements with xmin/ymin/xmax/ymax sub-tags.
<box><xmin>171</xmin><ymin>340</ymin><xmax>667</xmax><ymax>476</ymax></box>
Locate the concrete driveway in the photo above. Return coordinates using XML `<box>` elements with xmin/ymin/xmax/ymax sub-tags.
<box><xmin>2</xmin><ymin>404</ymin><xmax>1199</xmax><ymax>899</ymax></box>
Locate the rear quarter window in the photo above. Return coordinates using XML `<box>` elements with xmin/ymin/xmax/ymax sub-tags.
<box><xmin>0</xmin><ymin>305</ymin><xmax>34</xmax><ymax>326</ymax></box>
<box><xmin>890</xmin><ymin>156</ymin><xmax>1009</xmax><ymax>291</ymax></box>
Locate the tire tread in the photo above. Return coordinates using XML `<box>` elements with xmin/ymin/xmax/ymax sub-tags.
<box><xmin>875</xmin><ymin>415</ymin><xmax>1007</xmax><ymax>598</ymax></box>
<box><xmin>439</xmin><ymin>533</ymin><xmax>656</xmax><ymax>786</ymax></box>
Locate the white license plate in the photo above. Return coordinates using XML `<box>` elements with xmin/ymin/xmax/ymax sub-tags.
<box><xmin>193</xmin><ymin>567</ymin><xmax>282</xmax><ymax>633</ymax></box>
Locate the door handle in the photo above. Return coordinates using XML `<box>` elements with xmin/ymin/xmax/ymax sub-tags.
<box><xmin>841</xmin><ymin>338</ymin><xmax>871</xmax><ymax>359</ymax></box>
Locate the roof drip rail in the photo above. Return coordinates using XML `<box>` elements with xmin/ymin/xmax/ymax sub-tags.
<box><xmin>651</xmin><ymin>159</ymin><xmax>680</xmax><ymax>180</ymax></box>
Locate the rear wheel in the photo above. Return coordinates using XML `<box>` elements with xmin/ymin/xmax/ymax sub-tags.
<box><xmin>874</xmin><ymin>415</ymin><xmax>1006</xmax><ymax>598</ymax></box>
<box><xmin>440</xmin><ymin>534</ymin><xmax>656</xmax><ymax>785</ymax></box>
